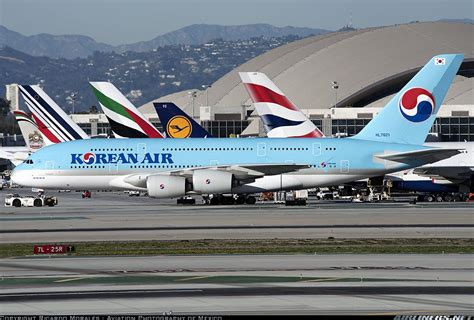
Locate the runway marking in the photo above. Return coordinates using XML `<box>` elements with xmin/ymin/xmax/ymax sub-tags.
<box><xmin>54</xmin><ymin>277</ymin><xmax>88</xmax><ymax>283</ymax></box>
<box><xmin>300</xmin><ymin>277</ymin><xmax>344</xmax><ymax>283</ymax></box>
<box><xmin>175</xmin><ymin>275</ymin><xmax>211</xmax><ymax>282</ymax></box>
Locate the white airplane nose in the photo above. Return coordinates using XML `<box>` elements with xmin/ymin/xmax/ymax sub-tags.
<box><xmin>10</xmin><ymin>170</ymin><xmax>20</xmax><ymax>185</ymax></box>
<box><xmin>11</xmin><ymin>169</ymin><xmax>28</xmax><ymax>187</ymax></box>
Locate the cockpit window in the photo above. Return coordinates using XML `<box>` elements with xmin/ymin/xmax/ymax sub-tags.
<box><xmin>24</xmin><ymin>159</ymin><xmax>34</xmax><ymax>164</ymax></box>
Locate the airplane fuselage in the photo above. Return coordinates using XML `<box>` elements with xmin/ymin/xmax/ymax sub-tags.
<box><xmin>12</xmin><ymin>137</ymin><xmax>433</xmax><ymax>194</ymax></box>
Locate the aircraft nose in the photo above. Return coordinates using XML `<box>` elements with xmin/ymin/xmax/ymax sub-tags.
<box><xmin>10</xmin><ymin>169</ymin><xmax>20</xmax><ymax>185</ymax></box>
<box><xmin>11</xmin><ymin>168</ymin><xmax>28</xmax><ymax>187</ymax></box>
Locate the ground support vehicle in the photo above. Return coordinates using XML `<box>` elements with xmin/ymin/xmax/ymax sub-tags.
<box><xmin>5</xmin><ymin>193</ymin><xmax>58</xmax><ymax>207</ymax></box>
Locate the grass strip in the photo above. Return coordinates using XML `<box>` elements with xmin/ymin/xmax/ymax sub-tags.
<box><xmin>0</xmin><ymin>238</ymin><xmax>473</xmax><ymax>258</ymax></box>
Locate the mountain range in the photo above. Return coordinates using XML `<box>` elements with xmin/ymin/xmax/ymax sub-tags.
<box><xmin>0</xmin><ymin>35</ymin><xmax>301</xmax><ymax>112</ymax></box>
<box><xmin>0</xmin><ymin>24</ymin><xmax>329</xmax><ymax>59</ymax></box>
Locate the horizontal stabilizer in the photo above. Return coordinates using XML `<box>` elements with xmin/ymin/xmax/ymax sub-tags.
<box><xmin>375</xmin><ymin>148</ymin><xmax>461</xmax><ymax>166</ymax></box>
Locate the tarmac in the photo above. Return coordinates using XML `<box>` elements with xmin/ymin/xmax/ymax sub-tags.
<box><xmin>0</xmin><ymin>189</ymin><xmax>473</xmax><ymax>314</ymax></box>
<box><xmin>1</xmin><ymin>189</ymin><xmax>473</xmax><ymax>242</ymax></box>
<box><xmin>1</xmin><ymin>254</ymin><xmax>472</xmax><ymax>314</ymax></box>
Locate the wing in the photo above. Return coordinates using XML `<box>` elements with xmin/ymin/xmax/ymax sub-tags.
<box><xmin>375</xmin><ymin>148</ymin><xmax>461</xmax><ymax>166</ymax></box>
<box><xmin>109</xmin><ymin>163</ymin><xmax>310</xmax><ymax>189</ymax></box>
<box><xmin>413</xmin><ymin>166</ymin><xmax>473</xmax><ymax>183</ymax></box>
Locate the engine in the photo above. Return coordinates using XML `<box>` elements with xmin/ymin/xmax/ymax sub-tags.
<box><xmin>147</xmin><ymin>175</ymin><xmax>187</xmax><ymax>198</ymax></box>
<box><xmin>193</xmin><ymin>170</ymin><xmax>233</xmax><ymax>194</ymax></box>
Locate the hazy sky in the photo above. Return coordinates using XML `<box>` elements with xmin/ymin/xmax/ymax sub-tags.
<box><xmin>0</xmin><ymin>0</ymin><xmax>472</xmax><ymax>45</ymax></box>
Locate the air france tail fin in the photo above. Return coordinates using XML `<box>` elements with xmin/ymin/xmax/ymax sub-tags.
<box><xmin>18</xmin><ymin>85</ymin><xmax>89</xmax><ymax>142</ymax></box>
<box><xmin>239</xmin><ymin>72</ymin><xmax>324</xmax><ymax>138</ymax></box>
<box><xmin>352</xmin><ymin>54</ymin><xmax>464</xmax><ymax>145</ymax></box>
<box><xmin>14</xmin><ymin>110</ymin><xmax>54</xmax><ymax>150</ymax></box>
<box><xmin>153</xmin><ymin>102</ymin><xmax>212</xmax><ymax>138</ymax></box>
<box><xmin>90</xmin><ymin>82</ymin><xmax>164</xmax><ymax>139</ymax></box>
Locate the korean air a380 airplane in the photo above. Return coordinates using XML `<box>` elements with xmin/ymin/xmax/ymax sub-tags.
<box><xmin>11</xmin><ymin>54</ymin><xmax>464</xmax><ymax>199</ymax></box>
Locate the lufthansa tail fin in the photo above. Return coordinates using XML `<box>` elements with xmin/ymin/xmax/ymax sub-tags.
<box><xmin>18</xmin><ymin>85</ymin><xmax>89</xmax><ymax>142</ymax></box>
<box><xmin>239</xmin><ymin>72</ymin><xmax>324</xmax><ymax>138</ymax></box>
<box><xmin>90</xmin><ymin>82</ymin><xmax>164</xmax><ymax>139</ymax></box>
<box><xmin>153</xmin><ymin>102</ymin><xmax>212</xmax><ymax>138</ymax></box>
<box><xmin>352</xmin><ymin>54</ymin><xmax>464</xmax><ymax>145</ymax></box>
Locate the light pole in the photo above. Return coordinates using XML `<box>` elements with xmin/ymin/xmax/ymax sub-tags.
<box><xmin>71</xmin><ymin>92</ymin><xmax>77</xmax><ymax>114</ymax></box>
<box><xmin>189</xmin><ymin>90</ymin><xmax>198</xmax><ymax>120</ymax></box>
<box><xmin>331</xmin><ymin>81</ymin><xmax>339</xmax><ymax>108</ymax></box>
<box><xmin>202</xmin><ymin>84</ymin><xmax>212</xmax><ymax>106</ymax></box>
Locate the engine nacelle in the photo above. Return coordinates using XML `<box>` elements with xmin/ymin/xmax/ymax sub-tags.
<box><xmin>193</xmin><ymin>170</ymin><xmax>233</xmax><ymax>194</ymax></box>
<box><xmin>147</xmin><ymin>175</ymin><xmax>187</xmax><ymax>198</ymax></box>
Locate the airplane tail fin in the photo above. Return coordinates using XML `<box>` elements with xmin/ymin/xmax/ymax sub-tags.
<box><xmin>90</xmin><ymin>82</ymin><xmax>164</xmax><ymax>138</ymax></box>
<box><xmin>18</xmin><ymin>85</ymin><xmax>89</xmax><ymax>142</ymax></box>
<box><xmin>352</xmin><ymin>54</ymin><xmax>464</xmax><ymax>145</ymax></box>
<box><xmin>14</xmin><ymin>110</ymin><xmax>54</xmax><ymax>150</ymax></box>
<box><xmin>153</xmin><ymin>102</ymin><xmax>212</xmax><ymax>138</ymax></box>
<box><xmin>239</xmin><ymin>72</ymin><xmax>324</xmax><ymax>138</ymax></box>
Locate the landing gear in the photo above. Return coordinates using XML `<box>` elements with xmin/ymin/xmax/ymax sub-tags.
<box><xmin>210</xmin><ymin>195</ymin><xmax>235</xmax><ymax>205</ymax></box>
<box><xmin>204</xmin><ymin>194</ymin><xmax>256</xmax><ymax>205</ymax></box>
<box><xmin>236</xmin><ymin>195</ymin><xmax>246</xmax><ymax>205</ymax></box>
<box><xmin>245</xmin><ymin>196</ymin><xmax>256</xmax><ymax>205</ymax></box>
<box><xmin>424</xmin><ymin>194</ymin><xmax>434</xmax><ymax>202</ymax></box>
<box><xmin>420</xmin><ymin>192</ymin><xmax>466</xmax><ymax>202</ymax></box>
<box><xmin>177</xmin><ymin>196</ymin><xmax>196</xmax><ymax>205</ymax></box>
<box><xmin>210</xmin><ymin>196</ymin><xmax>221</xmax><ymax>205</ymax></box>
<box><xmin>443</xmin><ymin>194</ymin><xmax>453</xmax><ymax>202</ymax></box>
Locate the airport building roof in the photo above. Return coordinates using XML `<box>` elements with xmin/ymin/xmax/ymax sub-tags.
<box><xmin>139</xmin><ymin>21</ymin><xmax>473</xmax><ymax>116</ymax></box>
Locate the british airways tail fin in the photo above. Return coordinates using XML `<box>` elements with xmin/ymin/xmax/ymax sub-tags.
<box><xmin>18</xmin><ymin>85</ymin><xmax>89</xmax><ymax>142</ymax></box>
<box><xmin>90</xmin><ymin>82</ymin><xmax>164</xmax><ymax>139</ymax></box>
<box><xmin>239</xmin><ymin>72</ymin><xmax>324</xmax><ymax>138</ymax></box>
<box><xmin>352</xmin><ymin>54</ymin><xmax>464</xmax><ymax>145</ymax></box>
<box><xmin>153</xmin><ymin>102</ymin><xmax>212</xmax><ymax>138</ymax></box>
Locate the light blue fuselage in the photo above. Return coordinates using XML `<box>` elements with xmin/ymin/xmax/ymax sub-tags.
<box><xmin>12</xmin><ymin>137</ymin><xmax>430</xmax><ymax>193</ymax></box>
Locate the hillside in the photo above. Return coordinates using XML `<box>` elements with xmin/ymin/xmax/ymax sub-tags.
<box><xmin>0</xmin><ymin>35</ymin><xmax>302</xmax><ymax>112</ymax></box>
<box><xmin>0</xmin><ymin>24</ymin><xmax>329</xmax><ymax>59</ymax></box>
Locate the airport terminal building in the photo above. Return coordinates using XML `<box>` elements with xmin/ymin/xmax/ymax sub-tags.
<box><xmin>70</xmin><ymin>103</ymin><xmax>473</xmax><ymax>142</ymax></box>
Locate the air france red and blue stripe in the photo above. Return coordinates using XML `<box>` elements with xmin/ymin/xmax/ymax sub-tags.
<box><xmin>239</xmin><ymin>72</ymin><xmax>324</xmax><ymax>138</ymax></box>
<box><xmin>18</xmin><ymin>85</ymin><xmax>89</xmax><ymax>142</ymax></box>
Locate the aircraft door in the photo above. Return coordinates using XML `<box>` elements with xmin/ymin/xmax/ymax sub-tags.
<box><xmin>137</xmin><ymin>143</ymin><xmax>147</xmax><ymax>154</ymax></box>
<box><xmin>45</xmin><ymin>161</ymin><xmax>54</xmax><ymax>170</ymax></box>
<box><xmin>137</xmin><ymin>143</ymin><xmax>147</xmax><ymax>165</ymax></box>
<box><xmin>340</xmin><ymin>160</ymin><xmax>349</xmax><ymax>173</ymax></box>
<box><xmin>312</xmin><ymin>143</ymin><xmax>321</xmax><ymax>156</ymax></box>
<box><xmin>109</xmin><ymin>163</ymin><xmax>119</xmax><ymax>174</ymax></box>
<box><xmin>257</xmin><ymin>143</ymin><xmax>267</xmax><ymax>157</ymax></box>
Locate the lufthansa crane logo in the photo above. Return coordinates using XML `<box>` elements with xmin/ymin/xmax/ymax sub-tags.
<box><xmin>166</xmin><ymin>116</ymin><xmax>192</xmax><ymax>138</ymax></box>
